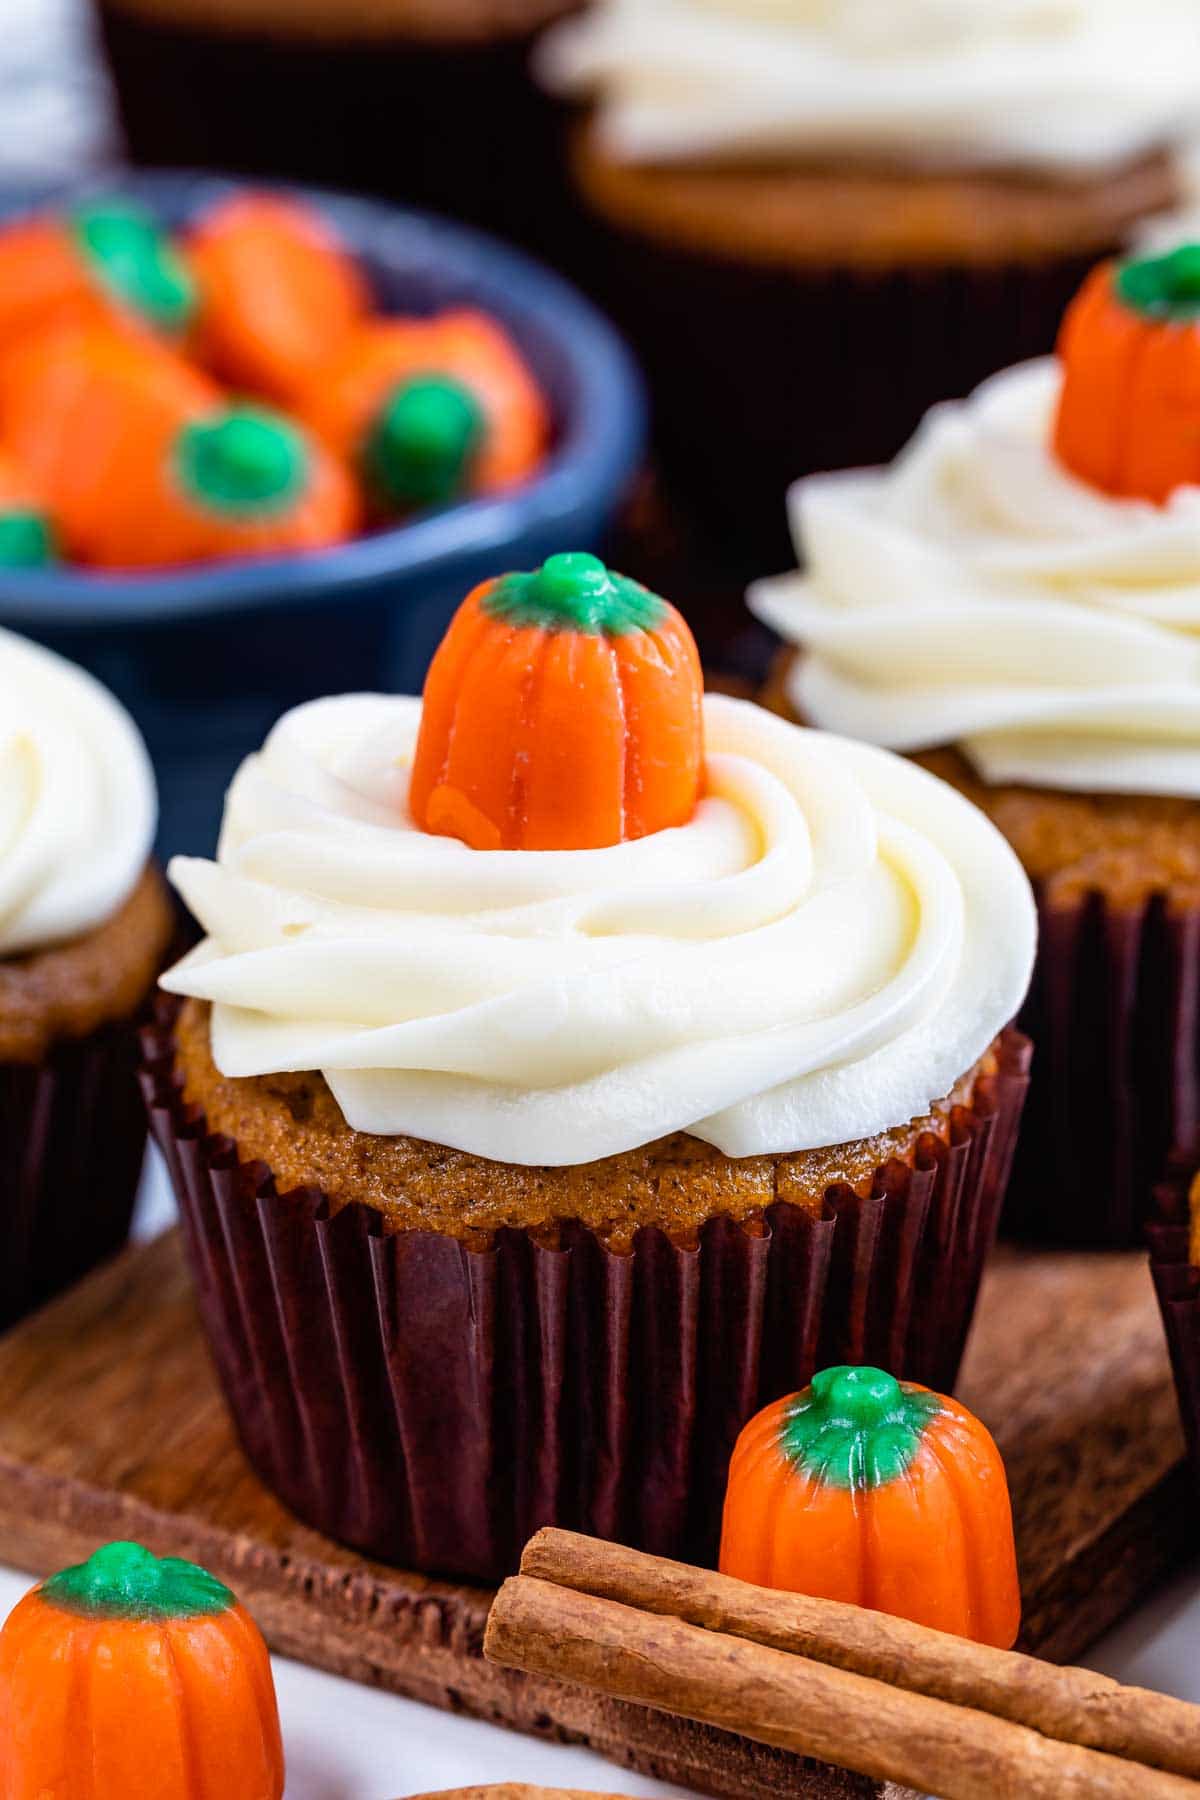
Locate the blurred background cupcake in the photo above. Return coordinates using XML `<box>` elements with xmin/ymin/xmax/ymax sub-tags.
<box><xmin>0</xmin><ymin>626</ymin><xmax>174</xmax><ymax>1329</ymax></box>
<box><xmin>95</xmin><ymin>0</ymin><xmax>583</xmax><ymax>252</ymax></box>
<box><xmin>144</xmin><ymin>556</ymin><xmax>1034</xmax><ymax>1579</ymax></box>
<box><xmin>540</xmin><ymin>0</ymin><xmax>1200</xmax><ymax>574</ymax></box>
<box><xmin>752</xmin><ymin>245</ymin><xmax>1200</xmax><ymax>1247</ymax></box>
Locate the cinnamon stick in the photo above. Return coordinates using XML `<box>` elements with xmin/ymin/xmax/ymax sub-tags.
<box><xmin>521</xmin><ymin>1529</ymin><xmax>1200</xmax><ymax>1782</ymax></box>
<box><xmin>485</xmin><ymin>1577</ymin><xmax>1200</xmax><ymax>1800</ymax></box>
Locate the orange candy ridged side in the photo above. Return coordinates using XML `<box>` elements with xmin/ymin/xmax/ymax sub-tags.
<box><xmin>409</xmin><ymin>561</ymin><xmax>704</xmax><ymax>853</ymax></box>
<box><xmin>1053</xmin><ymin>252</ymin><xmax>1200</xmax><ymax>504</ymax></box>
<box><xmin>0</xmin><ymin>1546</ymin><xmax>284</xmax><ymax>1800</ymax></box>
<box><xmin>719</xmin><ymin>1373</ymin><xmax>1021</xmax><ymax>1649</ymax></box>
<box><xmin>188</xmin><ymin>192</ymin><xmax>371</xmax><ymax>405</ymax></box>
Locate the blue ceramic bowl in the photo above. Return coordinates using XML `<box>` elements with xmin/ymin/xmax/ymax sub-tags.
<box><xmin>0</xmin><ymin>171</ymin><xmax>645</xmax><ymax>854</ymax></box>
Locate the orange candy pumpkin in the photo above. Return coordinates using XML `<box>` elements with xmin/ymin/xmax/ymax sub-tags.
<box><xmin>0</xmin><ymin>200</ymin><xmax>195</xmax><ymax>356</ymax></box>
<box><xmin>410</xmin><ymin>553</ymin><xmax>704</xmax><ymax>852</ymax></box>
<box><xmin>297</xmin><ymin>309</ymin><xmax>548</xmax><ymax>515</ymax></box>
<box><xmin>188</xmin><ymin>192</ymin><xmax>371</xmax><ymax>405</ymax></box>
<box><xmin>1053</xmin><ymin>245</ymin><xmax>1200</xmax><ymax>504</ymax></box>
<box><xmin>0</xmin><ymin>324</ymin><xmax>358</xmax><ymax>568</ymax></box>
<box><xmin>0</xmin><ymin>449</ymin><xmax>55</xmax><ymax>567</ymax></box>
<box><xmin>720</xmin><ymin>1366</ymin><xmax>1020</xmax><ymax>1648</ymax></box>
<box><xmin>0</xmin><ymin>1540</ymin><xmax>284</xmax><ymax>1800</ymax></box>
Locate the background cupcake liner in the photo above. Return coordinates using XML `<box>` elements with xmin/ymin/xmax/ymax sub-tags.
<box><xmin>0</xmin><ymin>1022</ymin><xmax>150</xmax><ymax>1332</ymax></box>
<box><xmin>1148</xmin><ymin>1167</ymin><xmax>1200</xmax><ymax>1496</ymax></box>
<box><xmin>762</xmin><ymin>659</ymin><xmax>1198</xmax><ymax>1249</ymax></box>
<box><xmin>142</xmin><ymin>1015</ymin><xmax>1029</xmax><ymax>1581</ymax></box>
<box><xmin>572</xmin><ymin>231</ymin><xmax>1110</xmax><ymax>575</ymax></box>
<box><xmin>1005</xmin><ymin>889</ymin><xmax>1200</xmax><ymax>1247</ymax></box>
<box><xmin>97</xmin><ymin>4</ymin><xmax>581</xmax><ymax>257</ymax></box>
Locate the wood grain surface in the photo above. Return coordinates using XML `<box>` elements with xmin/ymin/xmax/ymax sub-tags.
<box><xmin>0</xmin><ymin>1230</ymin><xmax>1186</xmax><ymax>1800</ymax></box>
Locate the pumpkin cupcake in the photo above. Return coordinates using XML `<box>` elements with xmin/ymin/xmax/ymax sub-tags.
<box><xmin>539</xmin><ymin>0</ymin><xmax>1200</xmax><ymax>569</ymax></box>
<box><xmin>146</xmin><ymin>552</ymin><xmax>1034</xmax><ymax>1579</ymax></box>
<box><xmin>0</xmin><ymin>628</ymin><xmax>174</xmax><ymax>1330</ymax></box>
<box><xmin>751</xmin><ymin>245</ymin><xmax>1200</xmax><ymax>1246</ymax></box>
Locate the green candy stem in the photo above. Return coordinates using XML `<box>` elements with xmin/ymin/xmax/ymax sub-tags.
<box><xmin>41</xmin><ymin>1541</ymin><xmax>235</xmax><ymax>1622</ymax></box>
<box><xmin>778</xmin><ymin>1365</ymin><xmax>942</xmax><ymax>1492</ymax></box>
<box><xmin>365</xmin><ymin>374</ymin><xmax>485</xmax><ymax>511</ymax></box>
<box><xmin>1116</xmin><ymin>244</ymin><xmax>1200</xmax><ymax>322</ymax></box>
<box><xmin>73</xmin><ymin>200</ymin><xmax>196</xmax><ymax>335</ymax></box>
<box><xmin>176</xmin><ymin>407</ymin><xmax>309</xmax><ymax>517</ymax></box>
<box><xmin>0</xmin><ymin>509</ymin><xmax>54</xmax><ymax>568</ymax></box>
<box><xmin>484</xmin><ymin>552</ymin><xmax>666</xmax><ymax>636</ymax></box>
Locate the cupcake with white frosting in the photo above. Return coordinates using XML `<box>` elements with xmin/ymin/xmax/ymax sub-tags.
<box><xmin>539</xmin><ymin>0</ymin><xmax>1200</xmax><ymax>567</ymax></box>
<box><xmin>751</xmin><ymin>244</ymin><xmax>1200</xmax><ymax>1243</ymax></box>
<box><xmin>145</xmin><ymin>552</ymin><xmax>1034</xmax><ymax>1578</ymax></box>
<box><xmin>0</xmin><ymin>627</ymin><xmax>174</xmax><ymax>1328</ymax></box>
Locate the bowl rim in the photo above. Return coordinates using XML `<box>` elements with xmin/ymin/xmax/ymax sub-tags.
<box><xmin>0</xmin><ymin>169</ymin><xmax>646</xmax><ymax>625</ymax></box>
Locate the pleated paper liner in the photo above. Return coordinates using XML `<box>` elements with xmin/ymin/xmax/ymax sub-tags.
<box><xmin>1004</xmin><ymin>890</ymin><xmax>1200</xmax><ymax>1248</ymax></box>
<box><xmin>1149</xmin><ymin>1162</ymin><xmax>1200</xmax><ymax>1498</ymax></box>
<box><xmin>0</xmin><ymin>1022</ymin><xmax>150</xmax><ymax>1332</ymax></box>
<box><xmin>141</xmin><ymin>1014</ymin><xmax>1030</xmax><ymax>1583</ymax></box>
<box><xmin>761</xmin><ymin>660</ymin><xmax>1198</xmax><ymax>1251</ymax></box>
<box><xmin>97</xmin><ymin>3</ymin><xmax>583</xmax><ymax>258</ymax></box>
<box><xmin>571</xmin><ymin>226</ymin><xmax>1118</xmax><ymax>575</ymax></box>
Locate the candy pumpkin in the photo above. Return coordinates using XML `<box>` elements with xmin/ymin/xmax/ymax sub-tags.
<box><xmin>720</xmin><ymin>1366</ymin><xmax>1020</xmax><ymax>1648</ymax></box>
<box><xmin>0</xmin><ymin>450</ymin><xmax>54</xmax><ymax>567</ymax></box>
<box><xmin>1053</xmin><ymin>244</ymin><xmax>1200</xmax><ymax>504</ymax></box>
<box><xmin>0</xmin><ymin>1540</ymin><xmax>284</xmax><ymax>1800</ymax></box>
<box><xmin>410</xmin><ymin>553</ymin><xmax>703</xmax><ymax>852</ymax></box>
<box><xmin>0</xmin><ymin>199</ymin><xmax>195</xmax><ymax>355</ymax></box>
<box><xmin>0</xmin><ymin>324</ymin><xmax>358</xmax><ymax>568</ymax></box>
<box><xmin>188</xmin><ymin>192</ymin><xmax>371</xmax><ymax>404</ymax></box>
<box><xmin>296</xmin><ymin>309</ymin><xmax>548</xmax><ymax>515</ymax></box>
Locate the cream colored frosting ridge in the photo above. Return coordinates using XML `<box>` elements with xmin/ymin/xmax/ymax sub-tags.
<box><xmin>540</xmin><ymin>0</ymin><xmax>1200</xmax><ymax>173</ymax></box>
<box><xmin>750</xmin><ymin>359</ymin><xmax>1200</xmax><ymax>798</ymax></box>
<box><xmin>163</xmin><ymin>692</ymin><xmax>1034</xmax><ymax>1164</ymax></box>
<box><xmin>0</xmin><ymin>627</ymin><xmax>157</xmax><ymax>958</ymax></box>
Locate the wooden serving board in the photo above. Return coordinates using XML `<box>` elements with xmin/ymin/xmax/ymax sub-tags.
<box><xmin>0</xmin><ymin>1230</ymin><xmax>1190</xmax><ymax>1800</ymax></box>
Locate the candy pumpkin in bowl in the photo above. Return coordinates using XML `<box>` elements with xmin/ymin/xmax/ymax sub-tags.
<box><xmin>0</xmin><ymin>323</ymin><xmax>358</xmax><ymax>568</ymax></box>
<box><xmin>751</xmin><ymin>245</ymin><xmax>1200</xmax><ymax>1246</ymax></box>
<box><xmin>187</xmin><ymin>190</ymin><xmax>371</xmax><ymax>405</ymax></box>
<box><xmin>0</xmin><ymin>197</ymin><xmax>195</xmax><ymax>357</ymax></box>
<box><xmin>145</xmin><ymin>552</ymin><xmax>1035</xmax><ymax>1580</ymax></box>
<box><xmin>295</xmin><ymin>309</ymin><xmax>549</xmax><ymax>517</ymax></box>
<box><xmin>0</xmin><ymin>452</ymin><xmax>55</xmax><ymax>568</ymax></box>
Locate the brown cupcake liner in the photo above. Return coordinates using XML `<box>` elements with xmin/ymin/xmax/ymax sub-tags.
<box><xmin>0</xmin><ymin>1022</ymin><xmax>151</xmax><ymax>1332</ymax></box>
<box><xmin>571</xmin><ymin>231</ymin><xmax>1114</xmax><ymax>575</ymax></box>
<box><xmin>763</xmin><ymin>660</ymin><xmax>1197</xmax><ymax>1249</ymax></box>
<box><xmin>1003</xmin><ymin>889</ymin><xmax>1200</xmax><ymax>1248</ymax></box>
<box><xmin>97</xmin><ymin>5</ymin><xmax>582</xmax><ymax>258</ymax></box>
<box><xmin>1148</xmin><ymin>1166</ymin><xmax>1200</xmax><ymax>1494</ymax></box>
<box><xmin>141</xmin><ymin>1012</ymin><xmax>1029</xmax><ymax>1580</ymax></box>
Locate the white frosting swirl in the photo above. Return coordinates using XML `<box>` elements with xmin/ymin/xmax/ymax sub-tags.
<box><xmin>750</xmin><ymin>360</ymin><xmax>1200</xmax><ymax>798</ymax></box>
<box><xmin>0</xmin><ymin>627</ymin><xmax>157</xmax><ymax>958</ymax></box>
<box><xmin>162</xmin><ymin>692</ymin><xmax>1034</xmax><ymax>1165</ymax></box>
<box><xmin>540</xmin><ymin>0</ymin><xmax>1200</xmax><ymax>173</ymax></box>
